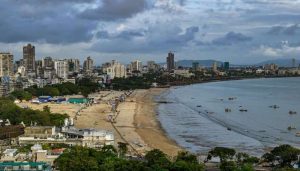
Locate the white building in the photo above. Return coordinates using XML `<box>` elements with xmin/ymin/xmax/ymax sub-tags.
<box><xmin>83</xmin><ymin>56</ymin><xmax>94</xmax><ymax>74</ymax></box>
<box><xmin>17</xmin><ymin>66</ymin><xmax>26</xmax><ymax>77</ymax></box>
<box><xmin>54</xmin><ymin>60</ymin><xmax>68</xmax><ymax>79</ymax></box>
<box><xmin>105</xmin><ymin>60</ymin><xmax>127</xmax><ymax>79</ymax></box>
<box><xmin>174</xmin><ymin>69</ymin><xmax>195</xmax><ymax>78</ymax></box>
<box><xmin>212</xmin><ymin>62</ymin><xmax>218</xmax><ymax>72</ymax></box>
<box><xmin>131</xmin><ymin>60</ymin><xmax>142</xmax><ymax>72</ymax></box>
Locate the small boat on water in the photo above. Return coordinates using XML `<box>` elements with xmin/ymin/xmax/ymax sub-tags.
<box><xmin>269</xmin><ymin>105</ymin><xmax>280</xmax><ymax>109</ymax></box>
<box><xmin>239</xmin><ymin>109</ymin><xmax>248</xmax><ymax>112</ymax></box>
<box><xmin>228</xmin><ymin>97</ymin><xmax>237</xmax><ymax>100</ymax></box>
<box><xmin>197</xmin><ymin>105</ymin><xmax>202</xmax><ymax>107</ymax></box>
<box><xmin>225</xmin><ymin>108</ymin><xmax>231</xmax><ymax>112</ymax></box>
<box><xmin>227</xmin><ymin>127</ymin><xmax>232</xmax><ymax>131</ymax></box>
<box><xmin>295</xmin><ymin>132</ymin><xmax>300</xmax><ymax>137</ymax></box>
<box><xmin>289</xmin><ymin>111</ymin><xmax>297</xmax><ymax>115</ymax></box>
<box><xmin>288</xmin><ymin>126</ymin><xmax>296</xmax><ymax>130</ymax></box>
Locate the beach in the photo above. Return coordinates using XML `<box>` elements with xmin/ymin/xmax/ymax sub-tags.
<box><xmin>133</xmin><ymin>88</ymin><xmax>182</xmax><ymax>157</ymax></box>
<box><xmin>18</xmin><ymin>88</ymin><xmax>182</xmax><ymax>157</ymax></box>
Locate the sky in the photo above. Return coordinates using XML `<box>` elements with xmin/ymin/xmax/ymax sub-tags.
<box><xmin>0</xmin><ymin>0</ymin><xmax>300</xmax><ymax>65</ymax></box>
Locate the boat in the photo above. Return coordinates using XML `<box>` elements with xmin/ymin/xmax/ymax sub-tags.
<box><xmin>196</xmin><ymin>105</ymin><xmax>202</xmax><ymax>107</ymax></box>
<box><xmin>227</xmin><ymin>127</ymin><xmax>232</xmax><ymax>131</ymax></box>
<box><xmin>269</xmin><ymin>105</ymin><xmax>280</xmax><ymax>109</ymax></box>
<box><xmin>295</xmin><ymin>132</ymin><xmax>300</xmax><ymax>137</ymax></box>
<box><xmin>289</xmin><ymin>111</ymin><xmax>297</xmax><ymax>115</ymax></box>
<box><xmin>288</xmin><ymin>126</ymin><xmax>296</xmax><ymax>131</ymax></box>
<box><xmin>239</xmin><ymin>109</ymin><xmax>248</xmax><ymax>112</ymax></box>
<box><xmin>225</xmin><ymin>108</ymin><xmax>231</xmax><ymax>112</ymax></box>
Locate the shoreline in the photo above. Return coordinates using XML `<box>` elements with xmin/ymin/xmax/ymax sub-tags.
<box><xmin>133</xmin><ymin>88</ymin><xmax>183</xmax><ymax>157</ymax></box>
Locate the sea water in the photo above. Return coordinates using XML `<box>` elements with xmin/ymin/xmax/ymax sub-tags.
<box><xmin>157</xmin><ymin>77</ymin><xmax>300</xmax><ymax>156</ymax></box>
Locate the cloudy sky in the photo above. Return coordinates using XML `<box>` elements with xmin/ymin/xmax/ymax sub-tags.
<box><xmin>1</xmin><ymin>0</ymin><xmax>300</xmax><ymax>65</ymax></box>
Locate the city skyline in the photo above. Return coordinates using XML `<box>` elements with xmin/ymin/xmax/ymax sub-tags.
<box><xmin>0</xmin><ymin>0</ymin><xmax>299</xmax><ymax>64</ymax></box>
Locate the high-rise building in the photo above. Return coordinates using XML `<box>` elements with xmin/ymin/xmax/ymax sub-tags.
<box><xmin>83</xmin><ymin>56</ymin><xmax>94</xmax><ymax>73</ymax></box>
<box><xmin>166</xmin><ymin>52</ymin><xmax>175</xmax><ymax>71</ymax></box>
<box><xmin>147</xmin><ymin>61</ymin><xmax>160</xmax><ymax>72</ymax></box>
<box><xmin>224</xmin><ymin>62</ymin><xmax>230</xmax><ymax>71</ymax></box>
<box><xmin>131</xmin><ymin>60</ymin><xmax>142</xmax><ymax>72</ymax></box>
<box><xmin>42</xmin><ymin>57</ymin><xmax>54</xmax><ymax>70</ymax></box>
<box><xmin>292</xmin><ymin>58</ymin><xmax>296</xmax><ymax>68</ymax></box>
<box><xmin>35</xmin><ymin>60</ymin><xmax>43</xmax><ymax>77</ymax></box>
<box><xmin>23</xmin><ymin>44</ymin><xmax>35</xmax><ymax>73</ymax></box>
<box><xmin>0</xmin><ymin>52</ymin><xmax>14</xmax><ymax>77</ymax></box>
<box><xmin>67</xmin><ymin>59</ymin><xmax>80</xmax><ymax>74</ymax></box>
<box><xmin>54</xmin><ymin>60</ymin><xmax>68</xmax><ymax>79</ymax></box>
<box><xmin>212</xmin><ymin>61</ymin><xmax>218</xmax><ymax>71</ymax></box>
<box><xmin>105</xmin><ymin>60</ymin><xmax>127</xmax><ymax>79</ymax></box>
<box><xmin>192</xmin><ymin>62</ymin><xmax>199</xmax><ymax>71</ymax></box>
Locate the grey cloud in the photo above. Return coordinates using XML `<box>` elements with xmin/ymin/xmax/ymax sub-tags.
<box><xmin>212</xmin><ymin>32</ymin><xmax>252</xmax><ymax>46</ymax></box>
<box><xmin>92</xmin><ymin>25</ymin><xmax>199</xmax><ymax>53</ymax></box>
<box><xmin>79</xmin><ymin>0</ymin><xmax>148</xmax><ymax>21</ymax></box>
<box><xmin>0</xmin><ymin>0</ymin><xmax>97</xmax><ymax>43</ymax></box>
<box><xmin>96</xmin><ymin>29</ymin><xmax>146</xmax><ymax>40</ymax></box>
<box><xmin>267</xmin><ymin>24</ymin><xmax>300</xmax><ymax>36</ymax></box>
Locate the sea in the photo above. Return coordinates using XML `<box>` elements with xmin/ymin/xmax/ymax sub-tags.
<box><xmin>156</xmin><ymin>77</ymin><xmax>300</xmax><ymax>156</ymax></box>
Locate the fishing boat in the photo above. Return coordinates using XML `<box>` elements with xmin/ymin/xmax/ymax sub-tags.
<box><xmin>225</xmin><ymin>108</ymin><xmax>231</xmax><ymax>112</ymax></box>
<box><xmin>239</xmin><ymin>109</ymin><xmax>248</xmax><ymax>112</ymax></box>
<box><xmin>295</xmin><ymin>132</ymin><xmax>300</xmax><ymax>137</ymax></box>
<box><xmin>288</xmin><ymin>126</ymin><xmax>296</xmax><ymax>131</ymax></box>
<box><xmin>269</xmin><ymin>105</ymin><xmax>280</xmax><ymax>109</ymax></box>
<box><xmin>289</xmin><ymin>111</ymin><xmax>297</xmax><ymax>115</ymax></box>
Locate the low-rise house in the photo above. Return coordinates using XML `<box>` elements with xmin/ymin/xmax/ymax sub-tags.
<box><xmin>173</xmin><ymin>69</ymin><xmax>195</xmax><ymax>78</ymax></box>
<box><xmin>19</xmin><ymin>124</ymin><xmax>114</xmax><ymax>147</ymax></box>
<box><xmin>1</xmin><ymin>149</ymin><xmax>18</xmax><ymax>162</ymax></box>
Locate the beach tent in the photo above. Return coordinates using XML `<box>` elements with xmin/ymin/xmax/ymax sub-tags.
<box><xmin>68</xmin><ymin>98</ymin><xmax>89</xmax><ymax>104</ymax></box>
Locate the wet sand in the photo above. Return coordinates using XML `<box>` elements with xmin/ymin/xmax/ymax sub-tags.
<box><xmin>134</xmin><ymin>88</ymin><xmax>182</xmax><ymax>157</ymax></box>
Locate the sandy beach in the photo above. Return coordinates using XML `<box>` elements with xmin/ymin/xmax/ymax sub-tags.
<box><xmin>134</xmin><ymin>88</ymin><xmax>182</xmax><ymax>157</ymax></box>
<box><xmin>18</xmin><ymin>89</ymin><xmax>182</xmax><ymax>157</ymax></box>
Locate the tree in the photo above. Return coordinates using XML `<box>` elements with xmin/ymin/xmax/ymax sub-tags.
<box><xmin>11</xmin><ymin>90</ymin><xmax>32</xmax><ymax>101</ymax></box>
<box><xmin>219</xmin><ymin>161</ymin><xmax>237</xmax><ymax>171</ymax></box>
<box><xmin>117</xmin><ymin>142</ymin><xmax>128</xmax><ymax>158</ymax></box>
<box><xmin>145</xmin><ymin>149</ymin><xmax>171</xmax><ymax>169</ymax></box>
<box><xmin>176</xmin><ymin>151</ymin><xmax>198</xmax><ymax>163</ymax></box>
<box><xmin>208</xmin><ymin>147</ymin><xmax>236</xmax><ymax>162</ymax></box>
<box><xmin>236</xmin><ymin>152</ymin><xmax>259</xmax><ymax>165</ymax></box>
<box><xmin>262</xmin><ymin>144</ymin><xmax>300</xmax><ymax>168</ymax></box>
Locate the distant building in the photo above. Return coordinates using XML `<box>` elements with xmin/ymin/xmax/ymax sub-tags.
<box><xmin>83</xmin><ymin>56</ymin><xmax>94</xmax><ymax>74</ymax></box>
<box><xmin>23</xmin><ymin>44</ymin><xmax>36</xmax><ymax>75</ymax></box>
<box><xmin>292</xmin><ymin>58</ymin><xmax>297</xmax><ymax>68</ymax></box>
<box><xmin>147</xmin><ymin>61</ymin><xmax>158</xmax><ymax>72</ymax></box>
<box><xmin>54</xmin><ymin>60</ymin><xmax>68</xmax><ymax>79</ymax></box>
<box><xmin>105</xmin><ymin>60</ymin><xmax>127</xmax><ymax>79</ymax></box>
<box><xmin>131</xmin><ymin>60</ymin><xmax>142</xmax><ymax>72</ymax></box>
<box><xmin>173</xmin><ymin>69</ymin><xmax>195</xmax><ymax>78</ymax></box>
<box><xmin>224</xmin><ymin>62</ymin><xmax>230</xmax><ymax>70</ymax></box>
<box><xmin>17</xmin><ymin>66</ymin><xmax>26</xmax><ymax>77</ymax></box>
<box><xmin>35</xmin><ymin>60</ymin><xmax>43</xmax><ymax>77</ymax></box>
<box><xmin>212</xmin><ymin>61</ymin><xmax>218</xmax><ymax>72</ymax></box>
<box><xmin>67</xmin><ymin>58</ymin><xmax>80</xmax><ymax>74</ymax></box>
<box><xmin>192</xmin><ymin>62</ymin><xmax>199</xmax><ymax>71</ymax></box>
<box><xmin>166</xmin><ymin>52</ymin><xmax>175</xmax><ymax>71</ymax></box>
<box><xmin>42</xmin><ymin>57</ymin><xmax>54</xmax><ymax>70</ymax></box>
<box><xmin>264</xmin><ymin>63</ymin><xmax>278</xmax><ymax>72</ymax></box>
<box><xmin>0</xmin><ymin>52</ymin><xmax>14</xmax><ymax>77</ymax></box>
